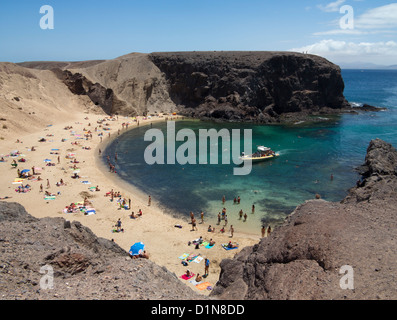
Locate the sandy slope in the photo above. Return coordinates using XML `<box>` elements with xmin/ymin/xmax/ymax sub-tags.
<box><xmin>67</xmin><ymin>53</ymin><xmax>176</xmax><ymax>116</ymax></box>
<box><xmin>0</xmin><ymin>62</ymin><xmax>101</xmax><ymax>139</ymax></box>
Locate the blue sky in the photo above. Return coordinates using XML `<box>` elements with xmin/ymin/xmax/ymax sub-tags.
<box><xmin>0</xmin><ymin>0</ymin><xmax>396</xmax><ymax>65</ymax></box>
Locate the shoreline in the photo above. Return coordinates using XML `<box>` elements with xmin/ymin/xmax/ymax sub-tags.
<box><xmin>98</xmin><ymin>118</ymin><xmax>273</xmax><ymax>239</ymax></box>
<box><xmin>0</xmin><ymin>112</ymin><xmax>261</xmax><ymax>297</ymax></box>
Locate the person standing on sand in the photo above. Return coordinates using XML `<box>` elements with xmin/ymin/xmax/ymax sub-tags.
<box><xmin>200</xmin><ymin>211</ymin><xmax>204</xmax><ymax>224</ymax></box>
<box><xmin>204</xmin><ymin>258</ymin><xmax>210</xmax><ymax>276</ymax></box>
<box><xmin>148</xmin><ymin>195</ymin><xmax>151</xmax><ymax>206</ymax></box>
<box><xmin>267</xmin><ymin>225</ymin><xmax>272</xmax><ymax>236</ymax></box>
<box><xmin>46</xmin><ymin>179</ymin><xmax>50</xmax><ymax>189</ymax></box>
<box><xmin>261</xmin><ymin>225</ymin><xmax>266</xmax><ymax>238</ymax></box>
<box><xmin>230</xmin><ymin>225</ymin><xmax>234</xmax><ymax>238</ymax></box>
<box><xmin>224</xmin><ymin>214</ymin><xmax>228</xmax><ymax>226</ymax></box>
<box><xmin>116</xmin><ymin>218</ymin><xmax>122</xmax><ymax>232</ymax></box>
<box><xmin>191</xmin><ymin>218</ymin><xmax>198</xmax><ymax>231</ymax></box>
<box><xmin>217</xmin><ymin>212</ymin><xmax>221</xmax><ymax>225</ymax></box>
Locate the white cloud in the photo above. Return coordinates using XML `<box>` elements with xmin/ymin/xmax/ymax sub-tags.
<box><xmin>313</xmin><ymin>29</ymin><xmax>367</xmax><ymax>36</ymax></box>
<box><xmin>355</xmin><ymin>3</ymin><xmax>397</xmax><ymax>29</ymax></box>
<box><xmin>315</xmin><ymin>3</ymin><xmax>397</xmax><ymax>36</ymax></box>
<box><xmin>291</xmin><ymin>39</ymin><xmax>397</xmax><ymax>64</ymax></box>
<box><xmin>317</xmin><ymin>0</ymin><xmax>346</xmax><ymax>13</ymax></box>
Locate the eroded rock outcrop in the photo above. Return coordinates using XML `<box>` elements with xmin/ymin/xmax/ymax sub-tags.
<box><xmin>149</xmin><ymin>51</ymin><xmax>351</xmax><ymax>122</ymax></box>
<box><xmin>211</xmin><ymin>139</ymin><xmax>397</xmax><ymax>300</ymax></box>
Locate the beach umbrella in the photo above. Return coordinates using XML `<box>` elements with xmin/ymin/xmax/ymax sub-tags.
<box><xmin>129</xmin><ymin>242</ymin><xmax>145</xmax><ymax>256</ymax></box>
<box><xmin>20</xmin><ymin>169</ymin><xmax>30</xmax><ymax>173</ymax></box>
<box><xmin>44</xmin><ymin>159</ymin><xmax>51</xmax><ymax>162</ymax></box>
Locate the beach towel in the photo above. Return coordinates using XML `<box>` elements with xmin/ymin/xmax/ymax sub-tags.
<box><xmin>81</xmin><ymin>181</ymin><xmax>91</xmax><ymax>184</ymax></box>
<box><xmin>195</xmin><ymin>282</ymin><xmax>212</xmax><ymax>291</ymax></box>
<box><xmin>193</xmin><ymin>256</ymin><xmax>203</xmax><ymax>264</ymax></box>
<box><xmin>222</xmin><ymin>244</ymin><xmax>239</xmax><ymax>250</ymax></box>
<box><xmin>178</xmin><ymin>253</ymin><xmax>189</xmax><ymax>260</ymax></box>
<box><xmin>189</xmin><ymin>279</ymin><xmax>203</xmax><ymax>286</ymax></box>
<box><xmin>180</xmin><ymin>273</ymin><xmax>195</xmax><ymax>280</ymax></box>
<box><xmin>44</xmin><ymin>196</ymin><xmax>56</xmax><ymax>200</ymax></box>
<box><xmin>205</xmin><ymin>244</ymin><xmax>215</xmax><ymax>249</ymax></box>
<box><xmin>85</xmin><ymin>209</ymin><xmax>96</xmax><ymax>215</ymax></box>
<box><xmin>187</xmin><ymin>255</ymin><xmax>199</xmax><ymax>262</ymax></box>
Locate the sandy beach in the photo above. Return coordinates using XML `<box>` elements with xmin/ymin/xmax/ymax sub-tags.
<box><xmin>0</xmin><ymin>111</ymin><xmax>261</xmax><ymax>296</ymax></box>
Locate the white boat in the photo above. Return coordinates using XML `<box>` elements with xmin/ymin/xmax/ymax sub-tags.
<box><xmin>239</xmin><ymin>146</ymin><xmax>279</xmax><ymax>163</ymax></box>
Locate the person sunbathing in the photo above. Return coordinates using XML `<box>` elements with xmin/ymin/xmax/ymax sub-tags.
<box><xmin>227</xmin><ymin>241</ymin><xmax>237</xmax><ymax>248</ymax></box>
<box><xmin>195</xmin><ymin>273</ymin><xmax>202</xmax><ymax>282</ymax></box>
<box><xmin>139</xmin><ymin>251</ymin><xmax>149</xmax><ymax>259</ymax></box>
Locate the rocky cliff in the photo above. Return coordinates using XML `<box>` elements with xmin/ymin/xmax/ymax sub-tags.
<box><xmin>149</xmin><ymin>51</ymin><xmax>350</xmax><ymax>122</ymax></box>
<box><xmin>210</xmin><ymin>139</ymin><xmax>397</xmax><ymax>300</ymax></box>
<box><xmin>0</xmin><ymin>202</ymin><xmax>202</xmax><ymax>300</ymax></box>
<box><xmin>17</xmin><ymin>51</ymin><xmax>356</xmax><ymax>122</ymax></box>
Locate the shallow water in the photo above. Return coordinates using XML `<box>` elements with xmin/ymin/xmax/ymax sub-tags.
<box><xmin>103</xmin><ymin>69</ymin><xmax>397</xmax><ymax>235</ymax></box>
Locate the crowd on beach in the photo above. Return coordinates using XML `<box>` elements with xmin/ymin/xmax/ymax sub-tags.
<box><xmin>1</xmin><ymin>112</ymin><xmax>269</xmax><ymax>294</ymax></box>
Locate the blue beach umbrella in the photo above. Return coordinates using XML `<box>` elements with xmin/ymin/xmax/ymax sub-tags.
<box><xmin>44</xmin><ymin>159</ymin><xmax>51</xmax><ymax>162</ymax></box>
<box><xmin>20</xmin><ymin>169</ymin><xmax>30</xmax><ymax>173</ymax></box>
<box><xmin>129</xmin><ymin>242</ymin><xmax>145</xmax><ymax>256</ymax></box>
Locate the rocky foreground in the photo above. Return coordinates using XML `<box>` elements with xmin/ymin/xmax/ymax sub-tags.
<box><xmin>0</xmin><ymin>202</ymin><xmax>201</xmax><ymax>300</ymax></box>
<box><xmin>211</xmin><ymin>139</ymin><xmax>397</xmax><ymax>300</ymax></box>
<box><xmin>1</xmin><ymin>139</ymin><xmax>396</xmax><ymax>300</ymax></box>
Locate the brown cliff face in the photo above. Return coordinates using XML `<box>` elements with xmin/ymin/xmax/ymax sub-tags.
<box><xmin>210</xmin><ymin>139</ymin><xmax>397</xmax><ymax>300</ymax></box>
<box><xmin>149</xmin><ymin>51</ymin><xmax>350</xmax><ymax>122</ymax></box>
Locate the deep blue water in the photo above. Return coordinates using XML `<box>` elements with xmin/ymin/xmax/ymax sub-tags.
<box><xmin>103</xmin><ymin>69</ymin><xmax>397</xmax><ymax>234</ymax></box>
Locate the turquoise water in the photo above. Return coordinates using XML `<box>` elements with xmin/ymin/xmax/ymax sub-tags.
<box><xmin>103</xmin><ymin>69</ymin><xmax>397</xmax><ymax>234</ymax></box>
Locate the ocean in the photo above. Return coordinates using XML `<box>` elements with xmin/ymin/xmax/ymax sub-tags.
<box><xmin>103</xmin><ymin>69</ymin><xmax>397</xmax><ymax>235</ymax></box>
